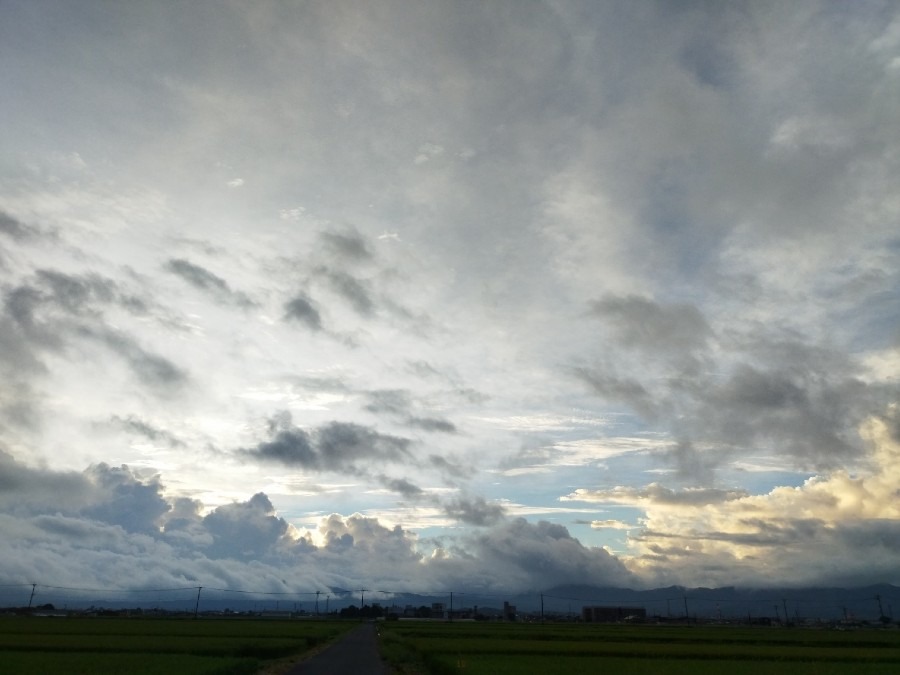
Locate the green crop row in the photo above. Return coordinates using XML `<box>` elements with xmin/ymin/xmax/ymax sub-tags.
<box><xmin>0</xmin><ymin>651</ymin><xmax>260</xmax><ymax>675</ymax></box>
<box><xmin>425</xmin><ymin>654</ymin><xmax>900</xmax><ymax>675</ymax></box>
<box><xmin>387</xmin><ymin>622</ymin><xmax>900</xmax><ymax>647</ymax></box>
<box><xmin>0</xmin><ymin>616</ymin><xmax>354</xmax><ymax>674</ymax></box>
<box><xmin>0</xmin><ymin>616</ymin><xmax>345</xmax><ymax>640</ymax></box>
<box><xmin>378</xmin><ymin>621</ymin><xmax>900</xmax><ymax>674</ymax></box>
<box><xmin>0</xmin><ymin>632</ymin><xmax>305</xmax><ymax>658</ymax></box>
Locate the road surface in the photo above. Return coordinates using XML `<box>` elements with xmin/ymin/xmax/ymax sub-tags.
<box><xmin>284</xmin><ymin>622</ymin><xmax>388</xmax><ymax>674</ymax></box>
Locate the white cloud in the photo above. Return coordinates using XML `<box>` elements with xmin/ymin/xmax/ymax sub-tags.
<box><xmin>570</xmin><ymin>416</ymin><xmax>900</xmax><ymax>587</ymax></box>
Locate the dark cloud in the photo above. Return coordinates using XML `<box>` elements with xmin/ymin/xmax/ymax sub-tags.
<box><xmin>0</xmin><ymin>212</ymin><xmax>37</xmax><ymax>241</ymax></box>
<box><xmin>466</xmin><ymin>518</ymin><xmax>635</xmax><ymax>589</ymax></box>
<box><xmin>589</xmin><ymin>294</ymin><xmax>712</xmax><ymax>355</ymax></box>
<box><xmin>165</xmin><ymin>258</ymin><xmax>254</xmax><ymax>307</ymax></box>
<box><xmin>0</xmin><ymin>271</ymin><xmax>183</xmax><ymax>430</ymax></box>
<box><xmin>201</xmin><ymin>493</ymin><xmax>292</xmax><ymax>560</ymax></box>
<box><xmin>243</xmin><ymin>412</ymin><xmax>411</xmax><ymax>472</ymax></box>
<box><xmin>9</xmin><ymin>270</ymin><xmax>146</xmax><ymax>322</ymax></box>
<box><xmin>408</xmin><ymin>416</ymin><xmax>457</xmax><ymax>433</ymax></box>
<box><xmin>161</xmin><ymin>496</ymin><xmax>204</xmax><ymax>535</ymax></box>
<box><xmin>317</xmin><ymin>421</ymin><xmax>410</xmax><ymax>469</ymax></box>
<box><xmin>317</xmin><ymin>514</ymin><xmax>422</xmax><ymax>569</ymax></box>
<box><xmin>0</xmin><ymin>454</ymin><xmax>170</xmax><ymax>535</ymax></box>
<box><xmin>284</xmin><ymin>294</ymin><xmax>323</xmax><ymax>331</ymax></box>
<box><xmin>379</xmin><ymin>476</ymin><xmax>424</xmax><ymax>498</ymax></box>
<box><xmin>248</xmin><ymin>426</ymin><xmax>316</xmax><ymax>466</ymax></box>
<box><xmin>109</xmin><ymin>415</ymin><xmax>185</xmax><ymax>448</ymax></box>
<box><xmin>79</xmin><ymin>324</ymin><xmax>187</xmax><ymax>388</ymax></box>
<box><xmin>443</xmin><ymin>496</ymin><xmax>506</xmax><ymax>526</ymax></box>
<box><xmin>665</xmin><ymin>440</ymin><xmax>718</xmax><ymax>486</ymax></box>
<box><xmin>573</xmin><ymin>367</ymin><xmax>660</xmax><ymax>422</ymax></box>
<box><xmin>429</xmin><ymin>454</ymin><xmax>472</xmax><ymax>479</ymax></box>
<box><xmin>34</xmin><ymin>269</ymin><xmax>116</xmax><ymax>313</ymax></box>
<box><xmin>365</xmin><ymin>390</ymin><xmax>458</xmax><ymax>434</ymax></box>
<box><xmin>0</xmin><ymin>449</ymin><xmax>93</xmax><ymax>510</ymax></box>
<box><xmin>364</xmin><ymin>389</ymin><xmax>410</xmax><ymax>416</ymax></box>
<box><xmin>319</xmin><ymin>268</ymin><xmax>375</xmax><ymax>316</ymax></box>
<box><xmin>706</xmin><ymin>362</ymin><xmax>869</xmax><ymax>466</ymax></box>
<box><xmin>578</xmin><ymin>295</ymin><xmax>893</xmax><ymax>475</ymax></box>
<box><xmin>81</xmin><ymin>463</ymin><xmax>170</xmax><ymax>535</ymax></box>
<box><xmin>320</xmin><ymin>230</ymin><xmax>372</xmax><ymax>262</ymax></box>
<box><xmin>2</xmin><ymin>271</ymin><xmax>175</xmax><ymax>382</ymax></box>
<box><xmin>3</xmin><ymin>285</ymin><xmax>61</xmax><ymax>350</ymax></box>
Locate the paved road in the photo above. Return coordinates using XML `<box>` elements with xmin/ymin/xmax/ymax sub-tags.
<box><xmin>284</xmin><ymin>622</ymin><xmax>388</xmax><ymax>674</ymax></box>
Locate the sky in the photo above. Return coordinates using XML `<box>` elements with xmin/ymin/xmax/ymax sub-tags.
<box><xmin>1</xmin><ymin>0</ymin><xmax>899</xmax><ymax>602</ymax></box>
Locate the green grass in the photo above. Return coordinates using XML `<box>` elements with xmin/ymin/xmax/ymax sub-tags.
<box><xmin>378</xmin><ymin>621</ymin><xmax>900</xmax><ymax>674</ymax></box>
<box><xmin>0</xmin><ymin>651</ymin><xmax>259</xmax><ymax>675</ymax></box>
<box><xmin>427</xmin><ymin>654</ymin><xmax>900</xmax><ymax>675</ymax></box>
<box><xmin>0</xmin><ymin>616</ymin><xmax>353</xmax><ymax>674</ymax></box>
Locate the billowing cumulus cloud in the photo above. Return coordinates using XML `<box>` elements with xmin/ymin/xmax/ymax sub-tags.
<box><xmin>201</xmin><ymin>493</ymin><xmax>294</xmax><ymax>560</ymax></box>
<box><xmin>566</xmin><ymin>415</ymin><xmax>900</xmax><ymax>587</ymax></box>
<box><xmin>0</xmin><ymin>449</ymin><xmax>636</xmax><ymax>595</ymax></box>
<box><xmin>463</xmin><ymin>518</ymin><xmax>636</xmax><ymax>590</ymax></box>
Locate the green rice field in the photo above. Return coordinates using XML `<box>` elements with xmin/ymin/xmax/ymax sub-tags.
<box><xmin>0</xmin><ymin>615</ymin><xmax>351</xmax><ymax>674</ymax></box>
<box><xmin>377</xmin><ymin>620</ymin><xmax>900</xmax><ymax>674</ymax></box>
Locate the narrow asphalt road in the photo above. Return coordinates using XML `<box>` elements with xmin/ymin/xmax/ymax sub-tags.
<box><xmin>284</xmin><ymin>622</ymin><xmax>388</xmax><ymax>674</ymax></box>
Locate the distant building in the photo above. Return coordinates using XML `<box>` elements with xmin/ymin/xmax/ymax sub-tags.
<box><xmin>582</xmin><ymin>606</ymin><xmax>646</xmax><ymax>622</ymax></box>
<box><xmin>260</xmin><ymin>610</ymin><xmax>293</xmax><ymax>619</ymax></box>
<box><xmin>503</xmin><ymin>601</ymin><xmax>517</xmax><ymax>621</ymax></box>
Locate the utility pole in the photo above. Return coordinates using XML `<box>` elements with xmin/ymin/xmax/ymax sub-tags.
<box><xmin>449</xmin><ymin>592</ymin><xmax>453</xmax><ymax>622</ymax></box>
<box><xmin>540</xmin><ymin>593</ymin><xmax>544</xmax><ymax>624</ymax></box>
<box><xmin>326</xmin><ymin>594</ymin><xmax>330</xmax><ymax>615</ymax></box>
<box><xmin>194</xmin><ymin>587</ymin><xmax>203</xmax><ymax>619</ymax></box>
<box><xmin>316</xmin><ymin>591</ymin><xmax>320</xmax><ymax>616</ymax></box>
<box><xmin>782</xmin><ymin>598</ymin><xmax>789</xmax><ymax>626</ymax></box>
<box><xmin>27</xmin><ymin>584</ymin><xmax>36</xmax><ymax>609</ymax></box>
<box><xmin>774</xmin><ymin>604</ymin><xmax>780</xmax><ymax>623</ymax></box>
<box><xmin>683</xmin><ymin>594</ymin><xmax>689</xmax><ymax>621</ymax></box>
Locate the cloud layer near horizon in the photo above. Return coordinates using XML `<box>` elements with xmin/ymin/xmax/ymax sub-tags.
<box><xmin>0</xmin><ymin>450</ymin><xmax>633</xmax><ymax>597</ymax></box>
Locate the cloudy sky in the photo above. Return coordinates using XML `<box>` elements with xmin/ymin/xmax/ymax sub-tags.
<box><xmin>1</xmin><ymin>0</ymin><xmax>899</xmax><ymax>601</ymax></box>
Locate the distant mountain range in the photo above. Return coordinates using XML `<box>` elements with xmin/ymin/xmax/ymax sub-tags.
<box><xmin>372</xmin><ymin>583</ymin><xmax>900</xmax><ymax>622</ymax></box>
<box><xmin>10</xmin><ymin>583</ymin><xmax>897</xmax><ymax>621</ymax></box>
